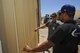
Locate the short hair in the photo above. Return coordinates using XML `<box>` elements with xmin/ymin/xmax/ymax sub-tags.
<box><xmin>50</xmin><ymin>13</ymin><xmax>57</xmax><ymax>17</ymax></box>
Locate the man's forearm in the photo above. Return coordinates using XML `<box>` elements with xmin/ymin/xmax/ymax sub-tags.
<box><xmin>29</xmin><ymin>40</ymin><xmax>54</xmax><ymax>52</ymax></box>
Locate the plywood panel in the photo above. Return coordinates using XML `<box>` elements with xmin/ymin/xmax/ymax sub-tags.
<box><xmin>0</xmin><ymin>0</ymin><xmax>39</xmax><ymax>53</ymax></box>
<box><xmin>14</xmin><ymin>0</ymin><xmax>39</xmax><ymax>53</ymax></box>
<box><xmin>1</xmin><ymin>0</ymin><xmax>18</xmax><ymax>53</ymax></box>
<box><xmin>0</xmin><ymin>0</ymin><xmax>8</xmax><ymax>53</ymax></box>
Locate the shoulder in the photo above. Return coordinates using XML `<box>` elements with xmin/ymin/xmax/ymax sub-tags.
<box><xmin>60</xmin><ymin>23</ymin><xmax>74</xmax><ymax>28</ymax></box>
<box><xmin>58</xmin><ymin>23</ymin><xmax>74</xmax><ymax>32</ymax></box>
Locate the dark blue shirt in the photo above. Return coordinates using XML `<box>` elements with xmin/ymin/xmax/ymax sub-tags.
<box><xmin>48</xmin><ymin>20</ymin><xmax>80</xmax><ymax>53</ymax></box>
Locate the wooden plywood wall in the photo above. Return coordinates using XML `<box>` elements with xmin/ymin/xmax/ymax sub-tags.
<box><xmin>0</xmin><ymin>0</ymin><xmax>39</xmax><ymax>53</ymax></box>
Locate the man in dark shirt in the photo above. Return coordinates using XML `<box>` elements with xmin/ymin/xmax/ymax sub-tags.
<box><xmin>46</xmin><ymin>13</ymin><xmax>60</xmax><ymax>53</ymax></box>
<box><xmin>46</xmin><ymin>13</ymin><xmax>60</xmax><ymax>38</ymax></box>
<box><xmin>22</xmin><ymin>4</ymin><xmax>80</xmax><ymax>53</ymax></box>
<box><xmin>34</xmin><ymin>13</ymin><xmax>59</xmax><ymax>33</ymax></box>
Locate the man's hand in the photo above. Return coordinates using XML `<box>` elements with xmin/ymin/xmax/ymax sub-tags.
<box><xmin>34</xmin><ymin>28</ymin><xmax>38</xmax><ymax>31</ymax></box>
<box><xmin>22</xmin><ymin>45</ymin><xmax>32</xmax><ymax>52</ymax></box>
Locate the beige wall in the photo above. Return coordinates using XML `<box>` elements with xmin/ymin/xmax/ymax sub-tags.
<box><xmin>0</xmin><ymin>0</ymin><xmax>39</xmax><ymax>53</ymax></box>
<box><xmin>74</xmin><ymin>10</ymin><xmax>80</xmax><ymax>20</ymax></box>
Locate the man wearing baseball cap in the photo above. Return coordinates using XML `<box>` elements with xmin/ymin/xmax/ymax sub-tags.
<box><xmin>22</xmin><ymin>4</ymin><xmax>80</xmax><ymax>53</ymax></box>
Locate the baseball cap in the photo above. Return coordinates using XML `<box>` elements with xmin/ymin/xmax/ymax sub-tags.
<box><xmin>60</xmin><ymin>4</ymin><xmax>75</xmax><ymax>15</ymax></box>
